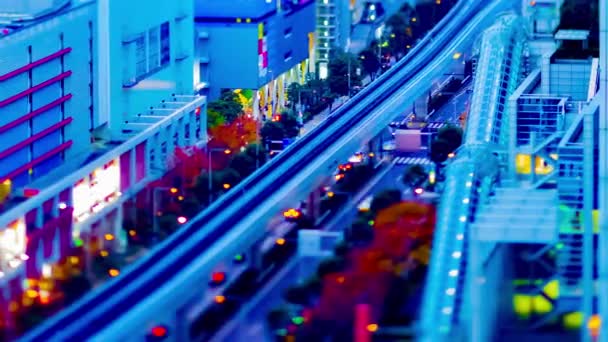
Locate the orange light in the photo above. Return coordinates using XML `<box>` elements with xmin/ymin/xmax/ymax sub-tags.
<box><xmin>100</xmin><ymin>250</ymin><xmax>109</xmax><ymax>257</ymax></box>
<box><xmin>104</xmin><ymin>234</ymin><xmax>115</xmax><ymax>241</ymax></box>
<box><xmin>223</xmin><ymin>183</ymin><xmax>231</xmax><ymax>190</ymax></box>
<box><xmin>215</xmin><ymin>295</ymin><xmax>226</xmax><ymax>304</ymax></box>
<box><xmin>178</xmin><ymin>196</ymin><xmax>184</xmax><ymax>201</ymax></box>
<box><xmin>108</xmin><ymin>268</ymin><xmax>120</xmax><ymax>277</ymax></box>
<box><xmin>367</xmin><ymin>324</ymin><xmax>379</xmax><ymax>332</ymax></box>
<box><xmin>276</xmin><ymin>238</ymin><xmax>286</xmax><ymax>245</ymax></box>
<box><xmin>39</xmin><ymin>295</ymin><xmax>50</xmax><ymax>305</ymax></box>
<box><xmin>327</xmin><ymin>191</ymin><xmax>335</xmax><ymax>198</ymax></box>
<box><xmin>169</xmin><ymin>187</ymin><xmax>178</xmax><ymax>194</ymax></box>
<box><xmin>151</xmin><ymin>325</ymin><xmax>168</xmax><ymax>338</ymax></box>
<box><xmin>337</xmin><ymin>276</ymin><xmax>345</xmax><ymax>283</ymax></box>
<box><xmin>129</xmin><ymin>230</ymin><xmax>137</xmax><ymax>237</ymax></box>
<box><xmin>224</xmin><ymin>149</ymin><xmax>232</xmax><ymax>155</ymax></box>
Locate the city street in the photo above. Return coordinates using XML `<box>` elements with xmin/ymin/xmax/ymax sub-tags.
<box><xmin>211</xmin><ymin>161</ymin><xmax>409</xmax><ymax>342</ymax></box>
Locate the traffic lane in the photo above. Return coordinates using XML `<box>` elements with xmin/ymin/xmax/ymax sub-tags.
<box><xmin>430</xmin><ymin>83</ymin><xmax>471</xmax><ymax>123</ymax></box>
<box><xmin>212</xmin><ymin>163</ymin><xmax>408</xmax><ymax>342</ymax></box>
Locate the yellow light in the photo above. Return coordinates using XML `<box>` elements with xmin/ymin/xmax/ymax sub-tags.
<box><xmin>25</xmin><ymin>290</ymin><xmax>38</xmax><ymax>298</ymax></box>
<box><xmin>368</xmin><ymin>152</ymin><xmax>375</xmax><ymax>157</ymax></box>
<box><xmin>129</xmin><ymin>230</ymin><xmax>137</xmax><ymax>237</ymax></box>
<box><xmin>452</xmin><ymin>52</ymin><xmax>462</xmax><ymax>59</ymax></box>
<box><xmin>327</xmin><ymin>191</ymin><xmax>335</xmax><ymax>198</ymax></box>
<box><xmin>178</xmin><ymin>196</ymin><xmax>184</xmax><ymax>201</ymax></box>
<box><xmin>224</xmin><ymin>149</ymin><xmax>232</xmax><ymax>155</ymax></box>
<box><xmin>587</xmin><ymin>315</ymin><xmax>602</xmax><ymax>337</ymax></box>
<box><xmin>563</xmin><ymin>311</ymin><xmax>583</xmax><ymax>329</ymax></box>
<box><xmin>215</xmin><ymin>295</ymin><xmax>226</xmax><ymax>304</ymax></box>
<box><xmin>108</xmin><ymin>268</ymin><xmax>120</xmax><ymax>277</ymax></box>
<box><xmin>100</xmin><ymin>250</ymin><xmax>109</xmax><ymax>257</ymax></box>
<box><xmin>411</xmin><ymin>17</ymin><xmax>417</xmax><ymax>22</ymax></box>
<box><xmin>2</xmin><ymin>179</ymin><xmax>10</xmax><ymax>185</ymax></box>
<box><xmin>69</xmin><ymin>256</ymin><xmax>79</xmax><ymax>265</ymax></box>
<box><xmin>367</xmin><ymin>324</ymin><xmax>379</xmax><ymax>332</ymax></box>
<box><xmin>276</xmin><ymin>238</ymin><xmax>286</xmax><ymax>245</ymax></box>
<box><xmin>223</xmin><ymin>183</ymin><xmax>231</xmax><ymax>189</ymax></box>
<box><xmin>104</xmin><ymin>234</ymin><xmax>115</xmax><ymax>241</ymax></box>
<box><xmin>543</xmin><ymin>279</ymin><xmax>559</xmax><ymax>299</ymax></box>
<box><xmin>170</xmin><ymin>187</ymin><xmax>178</xmax><ymax>194</ymax></box>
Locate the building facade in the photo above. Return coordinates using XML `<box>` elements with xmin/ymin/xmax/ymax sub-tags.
<box><xmin>0</xmin><ymin>0</ymin><xmax>206</xmax><ymax>329</ymax></box>
<box><xmin>195</xmin><ymin>0</ymin><xmax>316</xmax><ymax>118</ymax></box>
<box><xmin>316</xmin><ymin>0</ymin><xmax>352</xmax><ymax>79</ymax></box>
<box><xmin>0</xmin><ymin>1</ymin><xmax>96</xmax><ymax>187</ymax></box>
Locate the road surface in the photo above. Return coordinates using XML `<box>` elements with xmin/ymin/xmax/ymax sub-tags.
<box><xmin>211</xmin><ymin>162</ymin><xmax>409</xmax><ymax>342</ymax></box>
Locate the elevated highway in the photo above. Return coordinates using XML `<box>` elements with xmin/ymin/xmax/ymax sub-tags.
<box><xmin>21</xmin><ymin>1</ymin><xmax>512</xmax><ymax>340</ymax></box>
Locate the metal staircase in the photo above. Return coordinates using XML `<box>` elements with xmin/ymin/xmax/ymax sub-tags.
<box><xmin>472</xmin><ymin>187</ymin><xmax>558</xmax><ymax>244</ymax></box>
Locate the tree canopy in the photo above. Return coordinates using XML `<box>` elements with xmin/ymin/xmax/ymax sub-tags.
<box><xmin>327</xmin><ymin>51</ymin><xmax>362</xmax><ymax>96</ymax></box>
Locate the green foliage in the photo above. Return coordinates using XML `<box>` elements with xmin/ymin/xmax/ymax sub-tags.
<box><xmin>370</xmin><ymin>189</ymin><xmax>402</xmax><ymax>213</ymax></box>
<box><xmin>316</xmin><ymin>256</ymin><xmax>346</xmax><ymax>279</ymax></box>
<box><xmin>208</xmin><ymin>90</ymin><xmax>243</xmax><ymax>124</ymax></box>
<box><xmin>359</xmin><ymin>48</ymin><xmax>381</xmax><ymax>80</ymax></box>
<box><xmin>403</xmin><ymin>164</ymin><xmax>428</xmax><ymax>188</ymax></box>
<box><xmin>267</xmin><ymin>307</ymin><xmax>290</xmax><ymax>329</ymax></box>
<box><xmin>244</xmin><ymin>143</ymin><xmax>267</xmax><ymax>167</ymax></box>
<box><xmin>260</xmin><ymin>120</ymin><xmax>285</xmax><ymax>142</ymax></box>
<box><xmin>430</xmin><ymin>138</ymin><xmax>450</xmax><ymax>164</ymax></box>
<box><xmin>229</xmin><ymin>152</ymin><xmax>256</xmax><ymax>178</ymax></box>
<box><xmin>327</xmin><ymin>52</ymin><xmax>362</xmax><ymax>96</ymax></box>
<box><xmin>347</xmin><ymin>217</ymin><xmax>374</xmax><ymax>244</ymax></box>
<box><xmin>284</xmin><ymin>285</ymin><xmax>311</xmax><ymax>306</ymax></box>
<box><xmin>437</xmin><ymin>125</ymin><xmax>463</xmax><ymax>152</ymax></box>
<box><xmin>280</xmin><ymin>112</ymin><xmax>301</xmax><ymax>138</ymax></box>
<box><xmin>207</xmin><ymin>109</ymin><xmax>225</xmax><ymax>129</ymax></box>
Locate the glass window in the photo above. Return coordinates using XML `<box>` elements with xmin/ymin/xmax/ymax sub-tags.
<box><xmin>160</xmin><ymin>22</ymin><xmax>170</xmax><ymax>65</ymax></box>
<box><xmin>135</xmin><ymin>34</ymin><xmax>147</xmax><ymax>78</ymax></box>
<box><xmin>148</xmin><ymin>27</ymin><xmax>160</xmax><ymax>70</ymax></box>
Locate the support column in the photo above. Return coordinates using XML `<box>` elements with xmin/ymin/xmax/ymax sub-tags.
<box><xmin>130</xmin><ymin>149</ymin><xmax>137</xmax><ymax>188</ymax></box>
<box><xmin>113</xmin><ymin>206</ymin><xmax>126</xmax><ymax>254</ymax></box>
<box><xmin>189</xmin><ymin>113</ymin><xmax>197</xmax><ymax>145</ymax></box>
<box><xmin>583</xmin><ymin>106</ymin><xmax>594</xmax><ymax>342</ymax></box>
<box><xmin>253</xmin><ymin>90</ymin><xmax>261</xmax><ymax>120</ymax></box>
<box><xmin>599</xmin><ymin>0</ymin><xmax>608</xmax><ymax>341</ymax></box>
<box><xmin>307</xmin><ymin>188</ymin><xmax>321</xmax><ymax>223</ymax></box>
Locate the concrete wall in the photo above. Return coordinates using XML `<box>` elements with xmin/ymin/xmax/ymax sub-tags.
<box><xmin>100</xmin><ymin>0</ymin><xmax>194</xmax><ymax>134</ymax></box>
<box><xmin>196</xmin><ymin>1</ymin><xmax>315</xmax><ymax>98</ymax></box>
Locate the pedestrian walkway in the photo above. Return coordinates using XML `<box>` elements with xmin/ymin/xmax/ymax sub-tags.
<box><xmin>394</xmin><ymin>156</ymin><xmax>433</xmax><ymax>166</ymax></box>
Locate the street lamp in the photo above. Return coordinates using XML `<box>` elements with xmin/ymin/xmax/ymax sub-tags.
<box><xmin>345</xmin><ymin>38</ymin><xmax>352</xmax><ymax>97</ymax></box>
<box><xmin>152</xmin><ymin>186</ymin><xmax>179</xmax><ymax>236</ymax></box>
<box><xmin>206</xmin><ymin>147</ymin><xmax>232</xmax><ymax>204</ymax></box>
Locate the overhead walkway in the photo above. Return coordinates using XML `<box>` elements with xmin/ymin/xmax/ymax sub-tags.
<box><xmin>21</xmin><ymin>1</ymin><xmax>513</xmax><ymax>341</ymax></box>
<box><xmin>419</xmin><ymin>13</ymin><xmax>528</xmax><ymax>342</ymax></box>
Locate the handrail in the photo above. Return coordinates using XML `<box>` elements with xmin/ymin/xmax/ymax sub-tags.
<box><xmin>21</xmin><ymin>1</ymin><xmax>485</xmax><ymax>340</ymax></box>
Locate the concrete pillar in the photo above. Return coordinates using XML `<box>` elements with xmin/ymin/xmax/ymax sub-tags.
<box><xmin>307</xmin><ymin>188</ymin><xmax>321</xmax><ymax>223</ymax></box>
<box><xmin>189</xmin><ymin>113</ymin><xmax>197</xmax><ymax>145</ymax></box>
<box><xmin>253</xmin><ymin>90</ymin><xmax>260</xmax><ymax>120</ymax></box>
<box><xmin>598</xmin><ymin>0</ymin><xmax>608</xmax><ymax>341</ymax></box>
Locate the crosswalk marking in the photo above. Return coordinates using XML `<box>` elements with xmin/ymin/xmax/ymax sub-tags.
<box><xmin>395</xmin><ymin>156</ymin><xmax>433</xmax><ymax>166</ymax></box>
<box><xmin>390</xmin><ymin>118</ymin><xmax>409</xmax><ymax>127</ymax></box>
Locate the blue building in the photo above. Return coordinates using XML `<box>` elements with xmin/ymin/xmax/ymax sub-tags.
<box><xmin>195</xmin><ymin>0</ymin><xmax>316</xmax><ymax>119</ymax></box>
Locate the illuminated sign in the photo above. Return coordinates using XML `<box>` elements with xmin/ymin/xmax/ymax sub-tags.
<box><xmin>72</xmin><ymin>160</ymin><xmax>121</xmax><ymax>222</ymax></box>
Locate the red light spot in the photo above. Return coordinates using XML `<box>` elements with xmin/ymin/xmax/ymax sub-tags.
<box><xmin>211</xmin><ymin>272</ymin><xmax>226</xmax><ymax>284</ymax></box>
<box><xmin>195</xmin><ymin>107</ymin><xmax>201</xmax><ymax>115</ymax></box>
<box><xmin>23</xmin><ymin>188</ymin><xmax>39</xmax><ymax>197</ymax></box>
<box><xmin>151</xmin><ymin>325</ymin><xmax>167</xmax><ymax>337</ymax></box>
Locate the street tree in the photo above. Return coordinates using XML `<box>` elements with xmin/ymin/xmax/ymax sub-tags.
<box><xmin>229</xmin><ymin>152</ymin><xmax>256</xmax><ymax>178</ymax></box>
<box><xmin>207</xmin><ymin>90</ymin><xmax>243</xmax><ymax>124</ymax></box>
<box><xmin>436</xmin><ymin>125</ymin><xmax>463</xmax><ymax>153</ymax></box>
<box><xmin>403</xmin><ymin>164</ymin><xmax>427</xmax><ymax>188</ymax></box>
<box><xmin>260</xmin><ymin>120</ymin><xmax>285</xmax><ymax>143</ymax></box>
<box><xmin>429</xmin><ymin>138</ymin><xmax>451</xmax><ymax>164</ymax></box>
<box><xmin>207</xmin><ymin>108</ymin><xmax>225</xmax><ymax>129</ymax></box>
<box><xmin>359</xmin><ymin>48</ymin><xmax>381</xmax><ymax>80</ymax></box>
<box><xmin>327</xmin><ymin>51</ymin><xmax>362</xmax><ymax>96</ymax></box>
<box><xmin>370</xmin><ymin>189</ymin><xmax>402</xmax><ymax>213</ymax></box>
<box><xmin>280</xmin><ymin>111</ymin><xmax>301</xmax><ymax>138</ymax></box>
